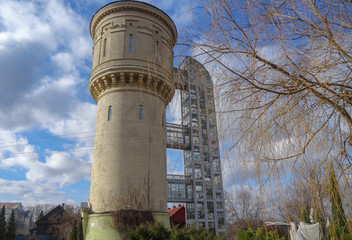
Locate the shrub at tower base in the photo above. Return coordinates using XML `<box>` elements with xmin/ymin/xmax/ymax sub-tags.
<box><xmin>83</xmin><ymin>210</ymin><xmax>226</xmax><ymax>239</ymax></box>
<box><xmin>84</xmin><ymin>209</ymin><xmax>170</xmax><ymax>239</ymax></box>
<box><xmin>236</xmin><ymin>227</ymin><xmax>284</xmax><ymax>240</ymax></box>
<box><xmin>128</xmin><ymin>222</ymin><xmax>226</xmax><ymax>240</ymax></box>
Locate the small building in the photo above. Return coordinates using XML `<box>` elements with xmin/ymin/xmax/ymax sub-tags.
<box><xmin>0</xmin><ymin>202</ymin><xmax>30</xmax><ymax>235</ymax></box>
<box><xmin>34</xmin><ymin>204</ymin><xmax>66</xmax><ymax>239</ymax></box>
<box><xmin>168</xmin><ymin>205</ymin><xmax>186</xmax><ymax>227</ymax></box>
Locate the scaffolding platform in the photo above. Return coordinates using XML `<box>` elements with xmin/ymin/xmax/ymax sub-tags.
<box><xmin>167</xmin><ymin>174</ymin><xmax>193</xmax><ymax>203</ymax></box>
<box><xmin>166</xmin><ymin>123</ymin><xmax>191</xmax><ymax>150</ymax></box>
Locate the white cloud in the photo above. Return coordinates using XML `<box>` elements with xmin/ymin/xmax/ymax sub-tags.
<box><xmin>26</xmin><ymin>152</ymin><xmax>91</xmax><ymax>187</ymax></box>
<box><xmin>0</xmin><ymin>127</ymin><xmax>92</xmax><ymax>204</ymax></box>
<box><xmin>0</xmin><ymin>178</ymin><xmax>67</xmax><ymax>205</ymax></box>
<box><xmin>166</xmin><ymin>90</ymin><xmax>181</xmax><ymax>124</ymax></box>
<box><xmin>0</xmin><ymin>0</ymin><xmax>94</xmax><ymax>204</ymax></box>
<box><xmin>0</xmin><ymin>0</ymin><xmax>92</xmax><ymax>131</ymax></box>
<box><xmin>52</xmin><ymin>53</ymin><xmax>76</xmax><ymax>72</ymax></box>
<box><xmin>170</xmin><ymin>1</ymin><xmax>195</xmax><ymax>29</ymax></box>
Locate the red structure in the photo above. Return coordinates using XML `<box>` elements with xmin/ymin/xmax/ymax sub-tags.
<box><xmin>168</xmin><ymin>205</ymin><xmax>185</xmax><ymax>227</ymax></box>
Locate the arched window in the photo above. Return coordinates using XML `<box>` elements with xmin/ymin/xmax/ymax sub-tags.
<box><xmin>139</xmin><ymin>105</ymin><xmax>143</xmax><ymax>120</ymax></box>
<box><xmin>155</xmin><ymin>41</ymin><xmax>159</xmax><ymax>61</ymax></box>
<box><xmin>108</xmin><ymin>106</ymin><xmax>112</xmax><ymax>121</ymax></box>
<box><xmin>129</xmin><ymin>34</ymin><xmax>133</xmax><ymax>53</ymax></box>
<box><xmin>103</xmin><ymin>38</ymin><xmax>107</xmax><ymax>57</ymax></box>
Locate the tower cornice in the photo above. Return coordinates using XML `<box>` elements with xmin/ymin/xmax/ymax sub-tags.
<box><xmin>90</xmin><ymin>1</ymin><xmax>177</xmax><ymax>44</ymax></box>
<box><xmin>89</xmin><ymin>67</ymin><xmax>175</xmax><ymax>104</ymax></box>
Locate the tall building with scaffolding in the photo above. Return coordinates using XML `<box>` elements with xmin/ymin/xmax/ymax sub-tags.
<box><xmin>166</xmin><ymin>57</ymin><xmax>226</xmax><ymax>235</ymax></box>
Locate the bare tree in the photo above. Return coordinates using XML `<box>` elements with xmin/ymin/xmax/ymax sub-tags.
<box><xmin>226</xmin><ymin>188</ymin><xmax>263</xmax><ymax>237</ymax></box>
<box><xmin>226</xmin><ymin>189</ymin><xmax>262</xmax><ymax>223</ymax></box>
<box><xmin>185</xmin><ymin>0</ymin><xmax>352</xmax><ymax>158</ymax></box>
<box><xmin>182</xmin><ymin>0</ymin><xmax>352</xmax><ymax>223</ymax></box>
<box><xmin>276</xmin><ymin>160</ymin><xmax>329</xmax><ymax>222</ymax></box>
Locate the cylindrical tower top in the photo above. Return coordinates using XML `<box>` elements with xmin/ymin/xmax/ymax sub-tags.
<box><xmin>89</xmin><ymin>0</ymin><xmax>177</xmax><ymax>104</ymax></box>
<box><xmin>90</xmin><ymin>1</ymin><xmax>177</xmax><ymax>42</ymax></box>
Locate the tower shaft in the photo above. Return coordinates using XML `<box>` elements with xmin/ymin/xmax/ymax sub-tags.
<box><xmin>90</xmin><ymin>90</ymin><xmax>167</xmax><ymax>212</ymax></box>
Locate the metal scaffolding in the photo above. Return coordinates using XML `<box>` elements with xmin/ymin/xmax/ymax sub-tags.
<box><xmin>166</xmin><ymin>57</ymin><xmax>227</xmax><ymax>235</ymax></box>
<box><xmin>167</xmin><ymin>174</ymin><xmax>193</xmax><ymax>203</ymax></box>
<box><xmin>166</xmin><ymin>123</ymin><xmax>191</xmax><ymax>150</ymax></box>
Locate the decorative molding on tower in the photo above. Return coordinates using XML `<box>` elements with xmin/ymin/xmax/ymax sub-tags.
<box><xmin>89</xmin><ymin>70</ymin><xmax>174</xmax><ymax>103</ymax></box>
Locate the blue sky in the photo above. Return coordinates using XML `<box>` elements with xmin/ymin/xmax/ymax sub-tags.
<box><xmin>0</xmin><ymin>0</ymin><xmax>195</xmax><ymax>206</ymax></box>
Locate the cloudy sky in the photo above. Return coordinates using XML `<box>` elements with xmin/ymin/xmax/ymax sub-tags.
<box><xmin>0</xmin><ymin>0</ymin><xmax>194</xmax><ymax>206</ymax></box>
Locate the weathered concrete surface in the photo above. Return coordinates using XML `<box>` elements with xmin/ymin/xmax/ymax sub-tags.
<box><xmin>86</xmin><ymin>1</ymin><xmax>177</xmax><ymax>238</ymax></box>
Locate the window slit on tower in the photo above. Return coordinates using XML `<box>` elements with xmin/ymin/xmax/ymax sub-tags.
<box><xmin>103</xmin><ymin>38</ymin><xmax>107</xmax><ymax>57</ymax></box>
<box><xmin>129</xmin><ymin>34</ymin><xmax>133</xmax><ymax>53</ymax></box>
<box><xmin>155</xmin><ymin>41</ymin><xmax>159</xmax><ymax>61</ymax></box>
<box><xmin>139</xmin><ymin>105</ymin><xmax>143</xmax><ymax>120</ymax></box>
<box><xmin>108</xmin><ymin>106</ymin><xmax>112</xmax><ymax>121</ymax></box>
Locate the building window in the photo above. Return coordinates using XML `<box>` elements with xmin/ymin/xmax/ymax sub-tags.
<box><xmin>162</xmin><ymin>112</ymin><xmax>164</xmax><ymax>127</ymax></box>
<box><xmin>155</xmin><ymin>41</ymin><xmax>159</xmax><ymax>61</ymax></box>
<box><xmin>129</xmin><ymin>34</ymin><xmax>133</xmax><ymax>53</ymax></box>
<box><xmin>139</xmin><ymin>105</ymin><xmax>143</xmax><ymax>120</ymax></box>
<box><xmin>103</xmin><ymin>38</ymin><xmax>107</xmax><ymax>57</ymax></box>
<box><xmin>108</xmin><ymin>106</ymin><xmax>112</xmax><ymax>121</ymax></box>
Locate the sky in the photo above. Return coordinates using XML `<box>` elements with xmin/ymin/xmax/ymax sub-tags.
<box><xmin>0</xmin><ymin>0</ymin><xmax>195</xmax><ymax>206</ymax></box>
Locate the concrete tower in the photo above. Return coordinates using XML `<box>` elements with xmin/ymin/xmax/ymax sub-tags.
<box><xmin>86</xmin><ymin>1</ymin><xmax>177</xmax><ymax>238</ymax></box>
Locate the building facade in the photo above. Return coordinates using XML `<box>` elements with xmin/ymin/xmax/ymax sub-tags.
<box><xmin>0</xmin><ymin>202</ymin><xmax>30</xmax><ymax>235</ymax></box>
<box><xmin>166</xmin><ymin>57</ymin><xmax>226</xmax><ymax>235</ymax></box>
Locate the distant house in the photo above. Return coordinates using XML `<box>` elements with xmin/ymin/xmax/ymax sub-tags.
<box><xmin>34</xmin><ymin>204</ymin><xmax>66</xmax><ymax>240</ymax></box>
<box><xmin>0</xmin><ymin>202</ymin><xmax>30</xmax><ymax>235</ymax></box>
<box><xmin>168</xmin><ymin>205</ymin><xmax>186</xmax><ymax>227</ymax></box>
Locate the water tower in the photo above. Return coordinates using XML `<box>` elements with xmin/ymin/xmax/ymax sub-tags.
<box><xmin>86</xmin><ymin>1</ymin><xmax>177</xmax><ymax>238</ymax></box>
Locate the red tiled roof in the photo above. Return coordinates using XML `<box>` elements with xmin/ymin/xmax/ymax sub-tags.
<box><xmin>0</xmin><ymin>203</ymin><xmax>21</xmax><ymax>209</ymax></box>
<box><xmin>168</xmin><ymin>206</ymin><xmax>184</xmax><ymax>217</ymax></box>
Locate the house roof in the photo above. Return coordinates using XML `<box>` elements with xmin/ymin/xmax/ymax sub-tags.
<box><xmin>168</xmin><ymin>205</ymin><xmax>184</xmax><ymax>217</ymax></box>
<box><xmin>36</xmin><ymin>205</ymin><xmax>65</xmax><ymax>224</ymax></box>
<box><xmin>0</xmin><ymin>203</ymin><xmax>22</xmax><ymax>209</ymax></box>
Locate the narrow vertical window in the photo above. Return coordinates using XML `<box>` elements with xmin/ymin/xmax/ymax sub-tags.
<box><xmin>155</xmin><ymin>41</ymin><xmax>159</xmax><ymax>61</ymax></box>
<box><xmin>108</xmin><ymin>106</ymin><xmax>112</xmax><ymax>121</ymax></box>
<box><xmin>139</xmin><ymin>105</ymin><xmax>143</xmax><ymax>120</ymax></box>
<box><xmin>162</xmin><ymin>112</ymin><xmax>164</xmax><ymax>127</ymax></box>
<box><xmin>129</xmin><ymin>34</ymin><xmax>133</xmax><ymax>53</ymax></box>
<box><xmin>103</xmin><ymin>38</ymin><xmax>107</xmax><ymax>57</ymax></box>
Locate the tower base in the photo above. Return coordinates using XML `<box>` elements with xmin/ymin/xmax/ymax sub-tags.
<box><xmin>84</xmin><ymin>211</ymin><xmax>170</xmax><ymax>240</ymax></box>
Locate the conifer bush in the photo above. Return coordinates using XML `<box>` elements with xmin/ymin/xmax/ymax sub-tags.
<box><xmin>0</xmin><ymin>207</ymin><xmax>6</xmax><ymax>240</ymax></box>
<box><xmin>5</xmin><ymin>210</ymin><xmax>16</xmax><ymax>240</ymax></box>
<box><xmin>128</xmin><ymin>222</ymin><xmax>226</xmax><ymax>240</ymax></box>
